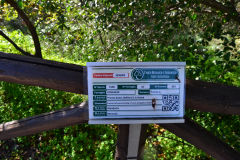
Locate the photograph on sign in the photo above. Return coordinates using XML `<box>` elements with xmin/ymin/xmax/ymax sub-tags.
<box><xmin>87</xmin><ymin>62</ymin><xmax>186</xmax><ymax>124</ymax></box>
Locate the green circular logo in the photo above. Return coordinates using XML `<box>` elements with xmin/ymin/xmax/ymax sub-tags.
<box><xmin>131</xmin><ymin>68</ymin><xmax>144</xmax><ymax>80</ymax></box>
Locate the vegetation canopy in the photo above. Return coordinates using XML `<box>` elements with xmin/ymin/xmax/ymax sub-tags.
<box><xmin>0</xmin><ymin>0</ymin><xmax>240</xmax><ymax>159</ymax></box>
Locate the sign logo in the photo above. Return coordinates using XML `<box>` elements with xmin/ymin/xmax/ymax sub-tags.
<box><xmin>131</xmin><ymin>69</ymin><xmax>144</xmax><ymax>80</ymax></box>
<box><xmin>131</xmin><ymin>68</ymin><xmax>179</xmax><ymax>81</ymax></box>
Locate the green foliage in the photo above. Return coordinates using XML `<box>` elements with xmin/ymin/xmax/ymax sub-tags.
<box><xmin>144</xmin><ymin>125</ymin><xmax>212</xmax><ymax>160</ymax></box>
<box><xmin>0</xmin><ymin>82</ymin><xmax>116</xmax><ymax>159</ymax></box>
<box><xmin>1</xmin><ymin>124</ymin><xmax>116</xmax><ymax>159</ymax></box>
<box><xmin>0</xmin><ymin>0</ymin><xmax>240</xmax><ymax>159</ymax></box>
<box><xmin>187</xmin><ymin>110</ymin><xmax>240</xmax><ymax>152</ymax></box>
<box><xmin>0</xmin><ymin>29</ymin><xmax>34</xmax><ymax>54</ymax></box>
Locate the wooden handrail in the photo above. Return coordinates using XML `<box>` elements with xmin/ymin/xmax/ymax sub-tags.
<box><xmin>0</xmin><ymin>52</ymin><xmax>239</xmax><ymax>115</ymax></box>
<box><xmin>0</xmin><ymin>102</ymin><xmax>88</xmax><ymax>140</ymax></box>
<box><xmin>0</xmin><ymin>103</ymin><xmax>239</xmax><ymax>158</ymax></box>
<box><xmin>0</xmin><ymin>51</ymin><xmax>87</xmax><ymax>94</ymax></box>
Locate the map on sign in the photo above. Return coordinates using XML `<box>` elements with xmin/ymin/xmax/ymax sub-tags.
<box><xmin>87</xmin><ymin>62</ymin><xmax>186</xmax><ymax>124</ymax></box>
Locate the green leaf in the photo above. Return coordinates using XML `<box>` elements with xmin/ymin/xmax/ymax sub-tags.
<box><xmin>191</xmin><ymin>14</ymin><xmax>197</xmax><ymax>20</ymax></box>
<box><xmin>144</xmin><ymin>16</ymin><xmax>149</xmax><ymax>24</ymax></box>
<box><xmin>1</xmin><ymin>0</ymin><xmax>5</xmax><ymax>5</ymax></box>
<box><xmin>128</xmin><ymin>10</ymin><xmax>133</xmax><ymax>16</ymax></box>
<box><xmin>223</xmin><ymin>52</ymin><xmax>231</xmax><ymax>61</ymax></box>
<box><xmin>17</xmin><ymin>0</ymin><xmax>23</xmax><ymax>8</ymax></box>
<box><xmin>66</xmin><ymin>6</ymin><xmax>71</xmax><ymax>12</ymax></box>
<box><xmin>90</xmin><ymin>38</ymin><xmax>94</xmax><ymax>44</ymax></box>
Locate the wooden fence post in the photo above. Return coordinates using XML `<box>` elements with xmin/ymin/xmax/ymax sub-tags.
<box><xmin>115</xmin><ymin>124</ymin><xmax>129</xmax><ymax>160</ymax></box>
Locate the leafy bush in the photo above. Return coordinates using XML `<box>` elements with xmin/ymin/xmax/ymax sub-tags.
<box><xmin>0</xmin><ymin>82</ymin><xmax>116</xmax><ymax>159</ymax></box>
<box><xmin>0</xmin><ymin>0</ymin><xmax>240</xmax><ymax>159</ymax></box>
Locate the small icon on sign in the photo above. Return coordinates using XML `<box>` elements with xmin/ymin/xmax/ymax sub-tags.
<box><xmin>131</xmin><ymin>69</ymin><xmax>144</xmax><ymax>80</ymax></box>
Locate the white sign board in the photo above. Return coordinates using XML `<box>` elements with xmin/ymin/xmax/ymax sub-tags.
<box><xmin>87</xmin><ymin>62</ymin><xmax>186</xmax><ymax>124</ymax></box>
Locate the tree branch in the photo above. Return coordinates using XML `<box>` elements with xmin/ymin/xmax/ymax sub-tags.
<box><xmin>98</xmin><ymin>32</ymin><xmax>105</xmax><ymax>45</ymax></box>
<box><xmin>0</xmin><ymin>30</ymin><xmax>32</xmax><ymax>56</ymax></box>
<box><xmin>199</xmin><ymin>0</ymin><xmax>240</xmax><ymax>24</ymax></box>
<box><xmin>164</xmin><ymin>2</ymin><xmax>186</xmax><ymax>13</ymax></box>
<box><xmin>5</xmin><ymin>0</ymin><xmax>42</xmax><ymax>58</ymax></box>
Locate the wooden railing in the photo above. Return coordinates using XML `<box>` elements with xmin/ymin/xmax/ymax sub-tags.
<box><xmin>0</xmin><ymin>51</ymin><xmax>239</xmax><ymax>159</ymax></box>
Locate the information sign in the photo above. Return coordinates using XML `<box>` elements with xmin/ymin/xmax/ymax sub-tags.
<box><xmin>87</xmin><ymin>62</ymin><xmax>186</xmax><ymax>124</ymax></box>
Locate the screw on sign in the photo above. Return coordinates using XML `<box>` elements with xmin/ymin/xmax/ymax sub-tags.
<box><xmin>152</xmin><ymin>98</ymin><xmax>156</xmax><ymax>110</ymax></box>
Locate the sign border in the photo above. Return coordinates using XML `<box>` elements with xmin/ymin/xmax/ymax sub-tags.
<box><xmin>87</xmin><ymin>62</ymin><xmax>186</xmax><ymax>124</ymax></box>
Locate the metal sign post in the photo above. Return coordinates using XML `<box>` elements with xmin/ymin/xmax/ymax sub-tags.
<box><xmin>127</xmin><ymin>124</ymin><xmax>142</xmax><ymax>160</ymax></box>
<box><xmin>87</xmin><ymin>62</ymin><xmax>186</xmax><ymax>159</ymax></box>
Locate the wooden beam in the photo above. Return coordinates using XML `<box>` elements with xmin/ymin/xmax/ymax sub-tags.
<box><xmin>0</xmin><ymin>102</ymin><xmax>88</xmax><ymax>140</ymax></box>
<box><xmin>137</xmin><ymin>124</ymin><xmax>149</xmax><ymax>159</ymax></box>
<box><xmin>186</xmin><ymin>79</ymin><xmax>240</xmax><ymax>115</ymax></box>
<box><xmin>0</xmin><ymin>52</ymin><xmax>239</xmax><ymax>115</ymax></box>
<box><xmin>114</xmin><ymin>124</ymin><xmax>129</xmax><ymax>160</ymax></box>
<box><xmin>0</xmin><ymin>102</ymin><xmax>239</xmax><ymax>159</ymax></box>
<box><xmin>161</xmin><ymin>117</ymin><xmax>240</xmax><ymax>160</ymax></box>
<box><xmin>0</xmin><ymin>52</ymin><xmax>87</xmax><ymax>94</ymax></box>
